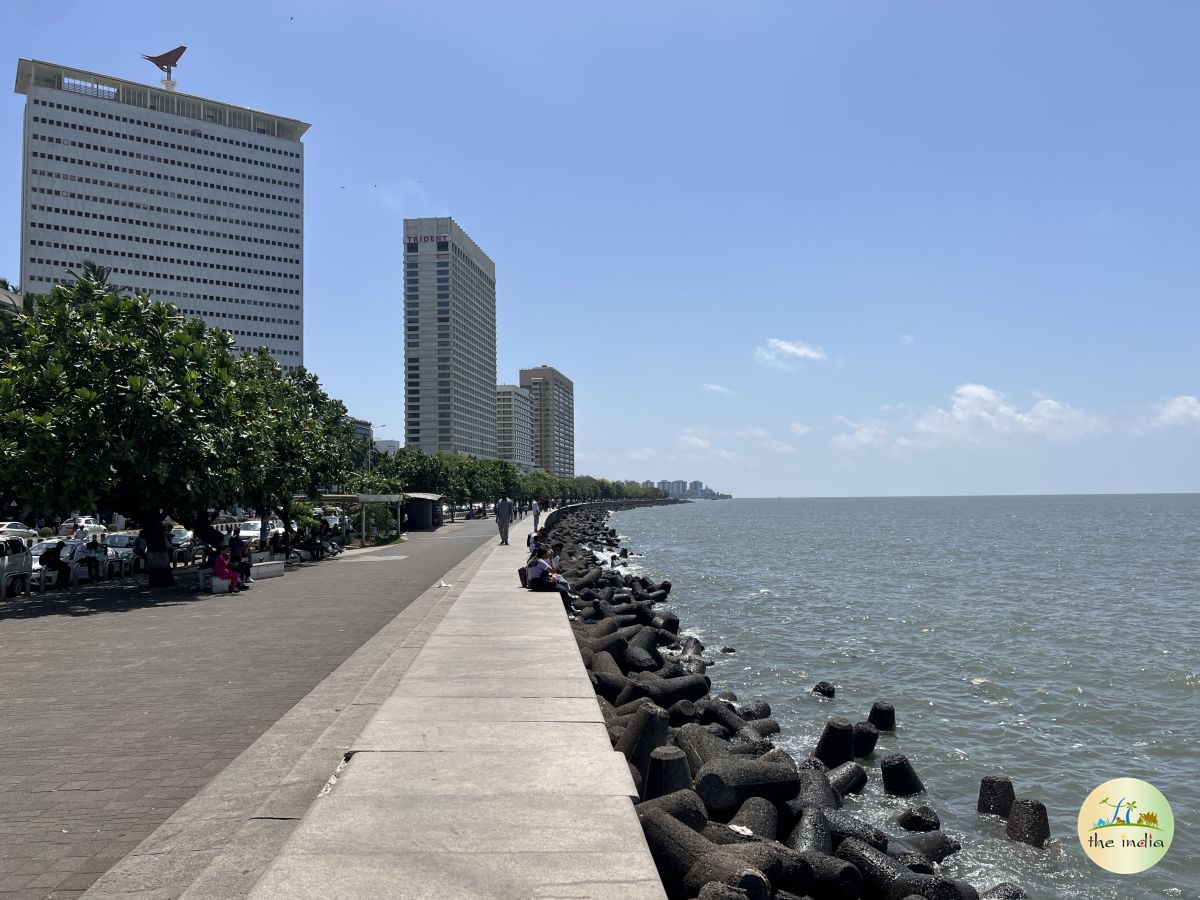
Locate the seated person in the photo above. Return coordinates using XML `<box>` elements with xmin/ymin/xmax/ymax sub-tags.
<box><xmin>526</xmin><ymin>548</ymin><xmax>574</xmax><ymax>615</ymax></box>
<box><xmin>74</xmin><ymin>538</ymin><xmax>101</xmax><ymax>581</ymax></box>
<box><xmin>39</xmin><ymin>541</ymin><xmax>72</xmax><ymax>588</ymax></box>
<box><xmin>87</xmin><ymin>535</ymin><xmax>108</xmax><ymax>579</ymax></box>
<box><xmin>213</xmin><ymin>545</ymin><xmax>247</xmax><ymax>593</ymax></box>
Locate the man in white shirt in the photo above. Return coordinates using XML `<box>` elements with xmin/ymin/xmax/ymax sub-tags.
<box><xmin>532</xmin><ymin>499</ymin><xmax>541</xmax><ymax>531</ymax></box>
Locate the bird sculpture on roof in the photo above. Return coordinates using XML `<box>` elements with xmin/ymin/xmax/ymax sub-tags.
<box><xmin>142</xmin><ymin>45</ymin><xmax>187</xmax><ymax>79</ymax></box>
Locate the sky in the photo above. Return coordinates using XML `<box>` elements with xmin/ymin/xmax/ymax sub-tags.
<box><xmin>4</xmin><ymin>1</ymin><xmax>1198</xmax><ymax>497</ymax></box>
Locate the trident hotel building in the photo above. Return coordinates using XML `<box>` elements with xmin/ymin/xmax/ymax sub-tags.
<box><xmin>14</xmin><ymin>59</ymin><xmax>307</xmax><ymax>367</ymax></box>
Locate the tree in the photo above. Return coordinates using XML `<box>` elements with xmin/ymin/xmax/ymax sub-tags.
<box><xmin>230</xmin><ymin>350</ymin><xmax>356</xmax><ymax>542</ymax></box>
<box><xmin>0</xmin><ymin>264</ymin><xmax>241</xmax><ymax>585</ymax></box>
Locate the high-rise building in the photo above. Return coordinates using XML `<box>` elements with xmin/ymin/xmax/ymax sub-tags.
<box><xmin>14</xmin><ymin>59</ymin><xmax>307</xmax><ymax>368</ymax></box>
<box><xmin>496</xmin><ymin>384</ymin><xmax>535</xmax><ymax>472</ymax></box>
<box><xmin>519</xmin><ymin>365</ymin><xmax>574</xmax><ymax>478</ymax></box>
<box><xmin>403</xmin><ymin>217</ymin><xmax>496</xmax><ymax>457</ymax></box>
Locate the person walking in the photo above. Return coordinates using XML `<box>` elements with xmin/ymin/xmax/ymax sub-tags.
<box><xmin>495</xmin><ymin>494</ymin><xmax>514</xmax><ymax>545</ymax></box>
<box><xmin>532</xmin><ymin>498</ymin><xmax>541</xmax><ymax>531</ymax></box>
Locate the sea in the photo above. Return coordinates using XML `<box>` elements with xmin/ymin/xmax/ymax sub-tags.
<box><xmin>609</xmin><ymin>494</ymin><xmax>1198</xmax><ymax>899</ymax></box>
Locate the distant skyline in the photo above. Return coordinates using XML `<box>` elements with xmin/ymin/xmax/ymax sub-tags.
<box><xmin>4</xmin><ymin>1</ymin><xmax>1197</xmax><ymax>497</ymax></box>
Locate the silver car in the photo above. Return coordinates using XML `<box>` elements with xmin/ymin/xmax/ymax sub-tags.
<box><xmin>0</xmin><ymin>521</ymin><xmax>38</xmax><ymax>541</ymax></box>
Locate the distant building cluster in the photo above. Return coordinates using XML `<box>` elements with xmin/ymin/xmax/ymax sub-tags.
<box><xmin>400</xmin><ymin>217</ymin><xmax>574</xmax><ymax>476</ymax></box>
<box><xmin>642</xmin><ymin>480</ymin><xmax>731</xmax><ymax>500</ymax></box>
<box><xmin>12</xmin><ymin>59</ymin><xmax>577</xmax><ymax>477</ymax></box>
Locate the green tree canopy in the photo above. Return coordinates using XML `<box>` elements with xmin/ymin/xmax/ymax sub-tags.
<box><xmin>0</xmin><ymin>264</ymin><xmax>240</xmax><ymax>583</ymax></box>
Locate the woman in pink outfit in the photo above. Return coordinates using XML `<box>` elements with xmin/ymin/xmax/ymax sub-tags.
<box><xmin>213</xmin><ymin>545</ymin><xmax>246</xmax><ymax>593</ymax></box>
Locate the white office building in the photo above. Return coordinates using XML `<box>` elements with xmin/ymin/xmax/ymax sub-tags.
<box><xmin>404</xmin><ymin>217</ymin><xmax>497</xmax><ymax>458</ymax></box>
<box><xmin>496</xmin><ymin>384</ymin><xmax>535</xmax><ymax>472</ymax></box>
<box><xmin>14</xmin><ymin>59</ymin><xmax>306</xmax><ymax>368</ymax></box>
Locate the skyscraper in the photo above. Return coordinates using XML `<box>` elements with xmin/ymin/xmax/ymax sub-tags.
<box><xmin>496</xmin><ymin>384</ymin><xmax>535</xmax><ymax>472</ymax></box>
<box><xmin>14</xmin><ymin>59</ymin><xmax>307</xmax><ymax>368</ymax></box>
<box><xmin>403</xmin><ymin>217</ymin><xmax>497</xmax><ymax>457</ymax></box>
<box><xmin>519</xmin><ymin>366</ymin><xmax>575</xmax><ymax>478</ymax></box>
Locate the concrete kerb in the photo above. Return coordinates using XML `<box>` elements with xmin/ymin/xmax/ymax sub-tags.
<box><xmin>81</xmin><ymin>536</ymin><xmax>495</xmax><ymax>900</ymax></box>
<box><xmin>247</xmin><ymin>538</ymin><xmax>667</xmax><ymax>900</ymax></box>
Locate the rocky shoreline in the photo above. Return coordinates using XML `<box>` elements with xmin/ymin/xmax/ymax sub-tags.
<box><xmin>543</xmin><ymin>504</ymin><xmax>1047</xmax><ymax>900</ymax></box>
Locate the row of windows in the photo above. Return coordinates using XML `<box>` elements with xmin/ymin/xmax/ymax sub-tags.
<box><xmin>28</xmin><ymin>218</ymin><xmax>300</xmax><ymax>280</ymax></box>
<box><xmin>27</xmin><ymin>253</ymin><xmax>300</xmax><ymax>296</ymax></box>
<box><xmin>29</xmin><ymin>197</ymin><xmax>300</xmax><ymax>263</ymax></box>
<box><xmin>32</xmin><ymin>102</ymin><xmax>301</xmax><ymax>171</ymax></box>
<box><xmin>32</xmin><ymin>128</ymin><xmax>300</xmax><ymax>192</ymax></box>
<box><xmin>35</xmin><ymin>97</ymin><xmax>301</xmax><ymax>159</ymax></box>
<box><xmin>31</xmin><ymin>174</ymin><xmax>299</xmax><ymax>241</ymax></box>
<box><xmin>30</xmin><ymin>151</ymin><xmax>300</xmax><ymax>207</ymax></box>
<box><xmin>28</xmin><ymin>232</ymin><xmax>297</xmax><ymax>283</ymax></box>
<box><xmin>452</xmin><ymin>243</ymin><xmax>496</xmax><ymax>287</ymax></box>
<box><xmin>24</xmin><ymin>273</ymin><xmax>303</xmax><ymax>353</ymax></box>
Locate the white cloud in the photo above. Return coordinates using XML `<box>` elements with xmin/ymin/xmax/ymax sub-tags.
<box><xmin>678</xmin><ymin>434</ymin><xmax>710</xmax><ymax>450</ymax></box>
<box><xmin>832</xmin><ymin>416</ymin><xmax>890</xmax><ymax>450</ymax></box>
<box><xmin>754</xmin><ymin>338</ymin><xmax>827</xmax><ymax>370</ymax></box>
<box><xmin>906</xmin><ymin>383</ymin><xmax>1101</xmax><ymax>445</ymax></box>
<box><xmin>901</xmin><ymin>333</ymin><xmax>915</xmax><ymax>345</ymax></box>
<box><xmin>1155</xmin><ymin>395</ymin><xmax>1200</xmax><ymax>426</ymax></box>
<box><xmin>763</xmin><ymin>439</ymin><xmax>796</xmax><ymax>455</ymax></box>
<box><xmin>624</xmin><ymin>448</ymin><xmax>655</xmax><ymax>460</ymax></box>
<box><xmin>734</xmin><ymin>426</ymin><xmax>768</xmax><ymax>439</ymax></box>
<box><xmin>702</xmin><ymin>383</ymin><xmax>735</xmax><ymax>396</ymax></box>
<box><xmin>789</xmin><ymin>422</ymin><xmax>812</xmax><ymax>436</ymax></box>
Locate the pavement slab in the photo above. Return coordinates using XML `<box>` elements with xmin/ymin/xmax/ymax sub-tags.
<box><xmin>248</xmin><ymin>540</ymin><xmax>665</xmax><ymax>899</ymax></box>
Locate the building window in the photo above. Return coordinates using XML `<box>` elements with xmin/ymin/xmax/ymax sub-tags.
<box><xmin>406</xmin><ymin>243</ymin><xmax>418</xmax><ymax>253</ymax></box>
<box><xmin>436</xmin><ymin>241</ymin><xmax>448</xmax><ymax>251</ymax></box>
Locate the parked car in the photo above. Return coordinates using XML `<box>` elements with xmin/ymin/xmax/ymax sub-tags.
<box><xmin>58</xmin><ymin>517</ymin><xmax>107</xmax><ymax>537</ymax></box>
<box><xmin>0</xmin><ymin>521</ymin><xmax>38</xmax><ymax>541</ymax></box>
<box><xmin>61</xmin><ymin>540</ymin><xmax>126</xmax><ymax>581</ymax></box>
<box><xmin>31</xmin><ymin>538</ymin><xmax>81</xmax><ymax>585</ymax></box>
<box><xmin>168</xmin><ymin>526</ymin><xmax>193</xmax><ymax>547</ymax></box>
<box><xmin>1</xmin><ymin>537</ymin><xmax>33</xmax><ymax>594</ymax></box>
<box><xmin>104</xmin><ymin>533</ymin><xmax>142</xmax><ymax>572</ymax></box>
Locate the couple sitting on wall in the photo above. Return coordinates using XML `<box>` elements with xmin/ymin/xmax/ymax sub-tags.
<box><xmin>523</xmin><ymin>539</ymin><xmax>576</xmax><ymax>617</ymax></box>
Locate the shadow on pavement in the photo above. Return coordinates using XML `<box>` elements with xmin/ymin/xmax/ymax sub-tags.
<box><xmin>0</xmin><ymin>580</ymin><xmax>211</xmax><ymax>620</ymax></box>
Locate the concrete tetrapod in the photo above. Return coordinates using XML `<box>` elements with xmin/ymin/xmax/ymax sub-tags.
<box><xmin>1005</xmin><ymin>798</ymin><xmax>1051</xmax><ymax>848</ymax></box>
<box><xmin>836</xmin><ymin>837</ymin><xmax>969</xmax><ymax>900</ymax></box>
<box><xmin>692</xmin><ymin>756</ymin><xmax>802</xmax><ymax>817</ymax></box>
<box><xmin>644</xmin><ymin>746</ymin><xmax>693</xmax><ymax>801</ymax></box>
<box><xmin>812</xmin><ymin>716</ymin><xmax>857</xmax><ymax>768</ymax></box>
<box><xmin>639</xmin><ymin>808</ymin><xmax>810</xmax><ymax>900</ymax></box>
<box><xmin>977</xmin><ymin>775</ymin><xmax>1016</xmax><ymax>818</ymax></box>
<box><xmin>880</xmin><ymin>753</ymin><xmax>926</xmax><ymax>796</ymax></box>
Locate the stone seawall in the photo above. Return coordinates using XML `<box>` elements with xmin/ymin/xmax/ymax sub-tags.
<box><xmin>544</xmin><ymin>503</ymin><xmax>1041</xmax><ymax>900</ymax></box>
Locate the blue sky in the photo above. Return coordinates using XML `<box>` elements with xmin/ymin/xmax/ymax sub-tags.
<box><xmin>5</xmin><ymin>1</ymin><xmax>1198</xmax><ymax>497</ymax></box>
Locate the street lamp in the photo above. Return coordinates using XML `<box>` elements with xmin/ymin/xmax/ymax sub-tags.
<box><xmin>367</xmin><ymin>425</ymin><xmax>387</xmax><ymax>476</ymax></box>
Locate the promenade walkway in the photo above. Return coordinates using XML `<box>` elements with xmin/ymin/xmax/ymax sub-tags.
<box><xmin>246</xmin><ymin>539</ymin><xmax>664</xmax><ymax>900</ymax></box>
<box><xmin>66</xmin><ymin>522</ymin><xmax>663</xmax><ymax>899</ymax></box>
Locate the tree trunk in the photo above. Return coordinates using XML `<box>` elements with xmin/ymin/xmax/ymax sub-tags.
<box><xmin>140</xmin><ymin>515</ymin><xmax>174</xmax><ymax>588</ymax></box>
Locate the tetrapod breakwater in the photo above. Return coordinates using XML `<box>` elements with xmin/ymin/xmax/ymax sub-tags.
<box><xmin>544</xmin><ymin>504</ymin><xmax>1047</xmax><ymax>900</ymax></box>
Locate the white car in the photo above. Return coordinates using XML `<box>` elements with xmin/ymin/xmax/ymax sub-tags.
<box><xmin>0</xmin><ymin>521</ymin><xmax>38</xmax><ymax>540</ymax></box>
<box><xmin>58</xmin><ymin>517</ymin><xmax>108</xmax><ymax>537</ymax></box>
<box><xmin>1</xmin><ymin>537</ymin><xmax>33</xmax><ymax>594</ymax></box>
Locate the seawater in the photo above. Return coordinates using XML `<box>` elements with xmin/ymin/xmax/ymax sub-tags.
<box><xmin>610</xmin><ymin>495</ymin><xmax>1198</xmax><ymax>898</ymax></box>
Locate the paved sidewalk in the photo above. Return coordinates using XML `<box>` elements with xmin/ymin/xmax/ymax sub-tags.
<box><xmin>248</xmin><ymin>541</ymin><xmax>666</xmax><ymax>899</ymax></box>
<box><xmin>0</xmin><ymin>521</ymin><xmax>496</xmax><ymax>900</ymax></box>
